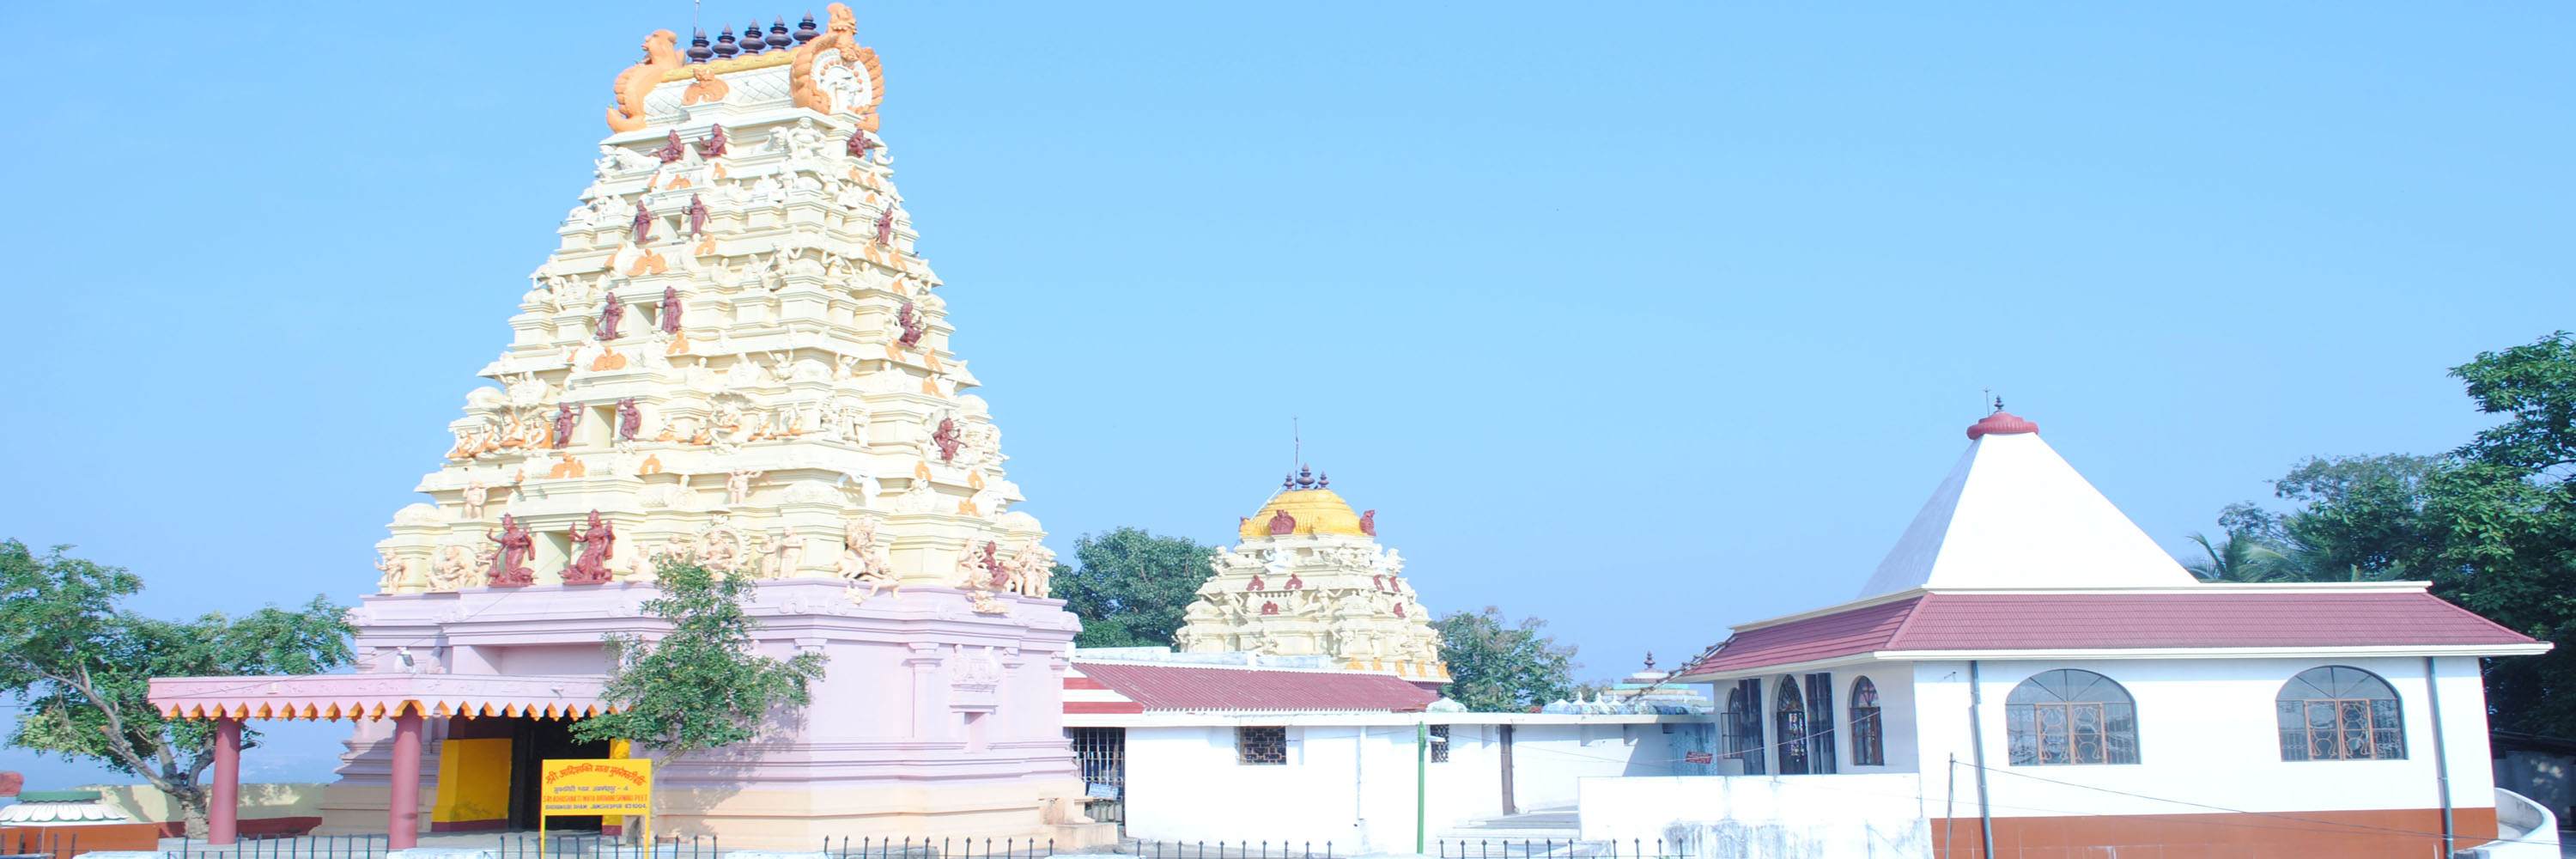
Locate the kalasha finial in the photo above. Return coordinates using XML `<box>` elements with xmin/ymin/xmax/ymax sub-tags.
<box><xmin>1966</xmin><ymin>407</ymin><xmax>2039</xmax><ymax>441</ymax></box>
<box><xmin>1993</xmin><ymin>396</ymin><xmax>2005</xmax><ymax>414</ymax></box>
<box><xmin>1295</xmin><ymin>466</ymin><xmax>1315</xmax><ymax>490</ymax></box>
<box><xmin>1282</xmin><ymin>473</ymin><xmax>1295</xmax><ymax>490</ymax></box>
<box><xmin>740</xmin><ymin>21</ymin><xmax>766</xmax><ymax>53</ymax></box>
<box><xmin>686</xmin><ymin>29</ymin><xmax>714</xmax><ymax>63</ymax></box>
<box><xmin>769</xmin><ymin>17</ymin><xmax>795</xmax><ymax>50</ymax></box>
<box><xmin>1317</xmin><ymin>472</ymin><xmax>1329</xmax><ymax>489</ymax></box>
<box><xmin>714</xmin><ymin>27</ymin><xmax>740</xmax><ymax>59</ymax></box>
<box><xmin>794</xmin><ymin>13</ymin><xmax>820</xmax><ymax>43</ymax></box>
<box><xmin>1643</xmin><ymin>651</ymin><xmax>1657</xmax><ymax>670</ymax></box>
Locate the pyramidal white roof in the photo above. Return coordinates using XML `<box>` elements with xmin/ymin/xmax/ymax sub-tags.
<box><xmin>1856</xmin><ymin>411</ymin><xmax>2197</xmax><ymax>598</ymax></box>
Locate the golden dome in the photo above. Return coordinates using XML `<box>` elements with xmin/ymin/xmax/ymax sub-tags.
<box><xmin>1240</xmin><ymin>489</ymin><xmax>1370</xmax><ymax>539</ymax></box>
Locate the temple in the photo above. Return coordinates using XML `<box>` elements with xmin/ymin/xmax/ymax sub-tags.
<box><xmin>150</xmin><ymin>5</ymin><xmax>1103</xmax><ymax>849</ymax></box>
<box><xmin>1174</xmin><ymin>468</ymin><xmax>1449</xmax><ymax>683</ymax></box>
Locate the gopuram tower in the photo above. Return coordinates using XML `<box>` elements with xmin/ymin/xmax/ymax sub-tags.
<box><xmin>1174</xmin><ymin>468</ymin><xmax>1450</xmax><ymax>685</ymax></box>
<box><xmin>329</xmin><ymin>7</ymin><xmax>1098</xmax><ymax>845</ymax></box>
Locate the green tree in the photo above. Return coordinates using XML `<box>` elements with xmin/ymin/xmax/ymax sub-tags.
<box><xmin>1433</xmin><ymin>606</ymin><xmax>1577</xmax><ymax>712</ymax></box>
<box><xmin>571</xmin><ymin>557</ymin><xmax>828</xmax><ymax>758</ymax></box>
<box><xmin>0</xmin><ymin>540</ymin><xmax>351</xmax><ymax>832</ymax></box>
<box><xmin>1050</xmin><ymin>527</ymin><xmax>1218</xmax><ymax>648</ymax></box>
<box><xmin>2424</xmin><ymin>333</ymin><xmax>2576</xmax><ymax>734</ymax></box>
<box><xmin>2202</xmin><ymin>332</ymin><xmax>2576</xmax><ymax>735</ymax></box>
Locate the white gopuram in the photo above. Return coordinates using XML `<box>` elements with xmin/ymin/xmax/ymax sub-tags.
<box><xmin>317</xmin><ymin>6</ymin><xmax>1103</xmax><ymax>846</ymax></box>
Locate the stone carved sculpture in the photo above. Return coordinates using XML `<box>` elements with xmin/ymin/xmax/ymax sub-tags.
<box><xmin>1359</xmin><ymin>509</ymin><xmax>1376</xmax><ymax>536</ymax></box>
<box><xmin>617</xmin><ymin>398</ymin><xmax>641</xmax><ymax>441</ymax></box>
<box><xmin>1267</xmin><ymin>509</ymin><xmax>1296</xmax><ymax>535</ymax></box>
<box><xmin>486</xmin><ymin>515</ymin><xmax>536</xmax><ymax>587</ymax></box>
<box><xmin>462</xmin><ymin>481</ymin><xmax>489</xmax><ymax>519</ymax></box>
<box><xmin>598</xmin><ymin>295</ymin><xmax>625</xmax><ymax>341</ymax></box>
<box><xmin>699</xmin><ymin>125</ymin><xmax>729</xmax><ymax>159</ymax></box>
<box><xmin>1006</xmin><ymin>540</ymin><xmax>1056</xmax><ymax>598</ymax></box>
<box><xmin>953</xmin><ymin>542</ymin><xmax>988</xmax><ymax>588</ymax></box>
<box><xmin>431</xmin><ymin>545</ymin><xmax>484</xmax><ymax>591</ymax></box>
<box><xmin>874</xmin><ymin>206</ymin><xmax>896</xmax><ymax>246</ymax></box>
<box><xmin>848</xmin><ymin>128</ymin><xmax>876</xmax><ymax>159</ymax></box>
<box><xmin>682</xmin><ymin>64</ymin><xmax>730</xmax><ymax>106</ymax></box>
<box><xmin>606</xmin><ymin>30</ymin><xmax>683</xmax><ymax>132</ymax></box>
<box><xmin>726</xmin><ymin>469</ymin><xmax>763</xmax><ymax>505</ymax></box>
<box><xmin>661</xmin><ymin>286</ymin><xmax>683</xmax><ymax>333</ymax></box>
<box><xmin>931</xmin><ymin>417</ymin><xmax>961</xmax><ymax>461</ymax></box>
<box><xmin>762</xmin><ymin>532</ymin><xmax>806</xmax><ymax>580</ymax></box>
<box><xmin>685</xmin><ymin>194</ymin><xmax>709</xmax><ymax>237</ymax></box>
<box><xmin>654</xmin><ymin>130</ymin><xmax>687</xmax><ymax>164</ymax></box>
<box><xmin>552</xmin><ymin>402</ymin><xmax>580</xmax><ymax>448</ymax></box>
<box><xmin>696</xmin><ymin>514</ymin><xmax>747</xmax><ymax>571</ymax></box>
<box><xmin>375</xmin><ymin>549</ymin><xmax>412</xmax><ymax>591</ymax></box>
<box><xmin>896</xmin><ymin>302</ymin><xmax>925</xmax><ymax>347</ymax></box>
<box><xmin>564</xmin><ymin>510</ymin><xmax>617</xmax><ymax>585</ymax></box>
<box><xmin>839</xmin><ymin>517</ymin><xmax>898</xmax><ymax>600</ymax></box>
<box><xmin>630</xmin><ymin>201</ymin><xmax>655</xmax><ymax>244</ymax></box>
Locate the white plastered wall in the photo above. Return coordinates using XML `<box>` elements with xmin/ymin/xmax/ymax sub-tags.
<box><xmin>1116</xmin><ymin>717</ymin><xmax>1705</xmax><ymax>850</ymax></box>
<box><xmin>1907</xmin><ymin>655</ymin><xmax>2497</xmax><ymax>820</ymax></box>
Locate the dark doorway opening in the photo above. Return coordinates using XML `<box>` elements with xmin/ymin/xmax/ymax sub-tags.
<box><xmin>1069</xmin><ymin>728</ymin><xmax>1126</xmax><ymax>831</ymax></box>
<box><xmin>508</xmin><ymin>717</ymin><xmax>611</xmax><ymax>831</ymax></box>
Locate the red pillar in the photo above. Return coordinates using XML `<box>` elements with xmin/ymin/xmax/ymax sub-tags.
<box><xmin>387</xmin><ymin>708</ymin><xmax>424</xmax><ymax>850</ymax></box>
<box><xmin>209</xmin><ymin>717</ymin><xmax>241</xmax><ymax>845</ymax></box>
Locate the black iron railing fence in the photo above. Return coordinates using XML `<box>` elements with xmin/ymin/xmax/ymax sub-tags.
<box><xmin>1430</xmin><ymin>838</ymin><xmax>1684</xmax><ymax>859</ymax></box>
<box><xmin>0</xmin><ymin>827</ymin><xmax>80</xmax><ymax>859</ymax></box>
<box><xmin>137</xmin><ymin>832</ymin><xmax>1682</xmax><ymax>859</ymax></box>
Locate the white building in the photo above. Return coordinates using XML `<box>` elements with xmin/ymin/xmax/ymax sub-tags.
<box><xmin>1580</xmin><ymin>408</ymin><xmax>2558</xmax><ymax>859</ymax></box>
<box><xmin>1064</xmin><ymin>649</ymin><xmax>1710</xmax><ymax>852</ymax></box>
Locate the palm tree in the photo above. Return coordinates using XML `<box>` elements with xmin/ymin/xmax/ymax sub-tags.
<box><xmin>2184</xmin><ymin>531</ymin><xmax>2301</xmax><ymax>582</ymax></box>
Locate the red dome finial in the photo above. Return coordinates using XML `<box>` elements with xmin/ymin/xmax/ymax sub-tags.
<box><xmin>1967</xmin><ymin>399</ymin><xmax>2038</xmax><ymax>440</ymax></box>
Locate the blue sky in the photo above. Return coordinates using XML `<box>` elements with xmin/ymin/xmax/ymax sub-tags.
<box><xmin>4</xmin><ymin>3</ymin><xmax>2570</xmax><ymax>784</ymax></box>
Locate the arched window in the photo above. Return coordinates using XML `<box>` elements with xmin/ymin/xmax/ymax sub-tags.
<box><xmin>1850</xmin><ymin>677</ymin><xmax>1885</xmax><ymax>766</ymax></box>
<box><xmin>1774</xmin><ymin>675</ymin><xmax>1811</xmax><ymax>775</ymax></box>
<box><xmin>2005</xmin><ymin>669</ymin><xmax>2139</xmax><ymax>765</ymax></box>
<box><xmin>2278</xmin><ymin>667</ymin><xmax>2404</xmax><ymax>761</ymax></box>
<box><xmin>1722</xmin><ymin>683</ymin><xmax>1765</xmax><ymax>775</ymax></box>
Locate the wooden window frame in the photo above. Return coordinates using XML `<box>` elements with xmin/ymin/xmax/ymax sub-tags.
<box><xmin>2275</xmin><ymin>666</ymin><xmax>2405</xmax><ymax>762</ymax></box>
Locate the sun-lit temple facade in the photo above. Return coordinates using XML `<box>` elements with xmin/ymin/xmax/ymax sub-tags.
<box><xmin>1173</xmin><ymin>469</ymin><xmax>1449</xmax><ymax>683</ymax></box>
<box><xmin>150</xmin><ymin>6</ymin><xmax>1109</xmax><ymax>849</ymax></box>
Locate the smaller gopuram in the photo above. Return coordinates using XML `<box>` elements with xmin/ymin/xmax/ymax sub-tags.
<box><xmin>1174</xmin><ymin>468</ymin><xmax>1449</xmax><ymax>683</ymax></box>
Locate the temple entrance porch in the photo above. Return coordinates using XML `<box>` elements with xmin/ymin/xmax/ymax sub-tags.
<box><xmin>145</xmin><ymin>673</ymin><xmax>616</xmax><ymax>848</ymax></box>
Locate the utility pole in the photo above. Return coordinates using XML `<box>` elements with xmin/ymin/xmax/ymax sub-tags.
<box><xmin>1415</xmin><ymin>720</ymin><xmax>1429</xmax><ymax>854</ymax></box>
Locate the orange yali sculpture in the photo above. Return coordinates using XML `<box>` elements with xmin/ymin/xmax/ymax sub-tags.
<box><xmin>788</xmin><ymin>3</ymin><xmax>886</xmax><ymax>131</ymax></box>
<box><xmin>606</xmin><ymin>30</ymin><xmax>683</xmax><ymax>132</ymax></box>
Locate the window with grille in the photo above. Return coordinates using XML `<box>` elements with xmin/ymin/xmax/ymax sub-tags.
<box><xmin>2005</xmin><ymin>669</ymin><xmax>2140</xmax><ymax>766</ymax></box>
<box><xmin>1722</xmin><ymin>682</ymin><xmax>1766</xmax><ymax>775</ymax></box>
<box><xmin>1850</xmin><ymin>677</ymin><xmax>1885</xmax><ymax>766</ymax></box>
<box><xmin>2277</xmin><ymin>666</ymin><xmax>2404</xmax><ymax>761</ymax></box>
<box><xmin>1429</xmin><ymin>725</ymin><xmax>1451</xmax><ymax>763</ymax></box>
<box><xmin>1236</xmin><ymin>726</ymin><xmax>1288</xmax><ymax>765</ymax></box>
<box><xmin>1773</xmin><ymin>675</ymin><xmax>1811</xmax><ymax>775</ymax></box>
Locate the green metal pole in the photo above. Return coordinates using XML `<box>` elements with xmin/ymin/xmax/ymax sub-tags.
<box><xmin>1415</xmin><ymin>721</ymin><xmax>1428</xmax><ymax>855</ymax></box>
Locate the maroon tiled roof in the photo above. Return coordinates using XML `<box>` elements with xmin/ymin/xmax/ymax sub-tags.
<box><xmin>1072</xmin><ymin>662</ymin><xmax>1439</xmax><ymax>713</ymax></box>
<box><xmin>1681</xmin><ymin>590</ymin><xmax>2540</xmax><ymax>676</ymax></box>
